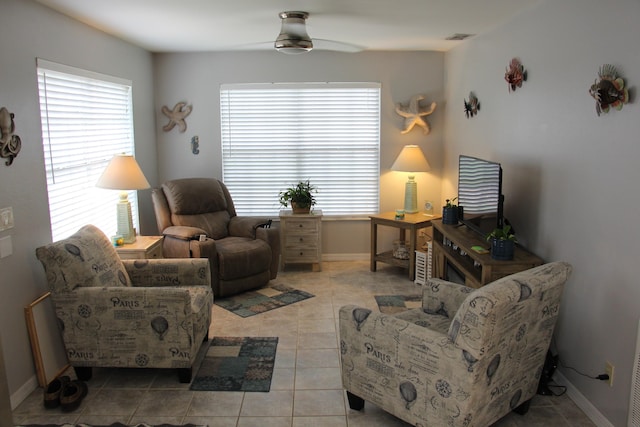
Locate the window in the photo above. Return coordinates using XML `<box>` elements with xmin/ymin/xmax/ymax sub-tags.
<box><xmin>37</xmin><ymin>59</ymin><xmax>137</xmax><ymax>241</ymax></box>
<box><xmin>220</xmin><ymin>83</ymin><xmax>380</xmax><ymax>217</ymax></box>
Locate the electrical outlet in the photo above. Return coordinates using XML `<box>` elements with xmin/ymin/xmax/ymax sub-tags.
<box><xmin>605</xmin><ymin>361</ymin><xmax>614</xmax><ymax>387</ymax></box>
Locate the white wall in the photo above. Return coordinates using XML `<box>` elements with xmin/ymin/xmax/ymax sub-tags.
<box><xmin>153</xmin><ymin>51</ymin><xmax>445</xmax><ymax>255</ymax></box>
<box><xmin>0</xmin><ymin>0</ymin><xmax>156</xmax><ymax>407</ymax></box>
<box><xmin>444</xmin><ymin>0</ymin><xmax>640</xmax><ymax>425</ymax></box>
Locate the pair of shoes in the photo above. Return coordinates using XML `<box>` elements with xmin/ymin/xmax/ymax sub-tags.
<box><xmin>60</xmin><ymin>379</ymin><xmax>88</xmax><ymax>412</ymax></box>
<box><xmin>43</xmin><ymin>375</ymin><xmax>70</xmax><ymax>409</ymax></box>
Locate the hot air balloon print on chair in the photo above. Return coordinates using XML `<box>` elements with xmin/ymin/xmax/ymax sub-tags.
<box><xmin>35</xmin><ymin>224</ymin><xmax>213</xmax><ymax>383</ymax></box>
<box><xmin>339</xmin><ymin>262</ymin><xmax>572</xmax><ymax>427</ymax></box>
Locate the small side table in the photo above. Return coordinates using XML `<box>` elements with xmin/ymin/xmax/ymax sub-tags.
<box><xmin>370</xmin><ymin>212</ymin><xmax>439</xmax><ymax>281</ymax></box>
<box><xmin>279</xmin><ymin>210</ymin><xmax>323</xmax><ymax>271</ymax></box>
<box><xmin>115</xmin><ymin>235</ymin><xmax>163</xmax><ymax>260</ymax></box>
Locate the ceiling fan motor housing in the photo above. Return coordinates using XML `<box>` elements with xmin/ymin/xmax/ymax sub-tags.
<box><xmin>275</xmin><ymin>11</ymin><xmax>313</xmax><ymax>53</ymax></box>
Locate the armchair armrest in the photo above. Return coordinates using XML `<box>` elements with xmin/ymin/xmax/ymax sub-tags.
<box><xmin>422</xmin><ymin>278</ymin><xmax>473</xmax><ymax>317</ymax></box>
<box><xmin>123</xmin><ymin>258</ymin><xmax>211</xmax><ymax>288</ymax></box>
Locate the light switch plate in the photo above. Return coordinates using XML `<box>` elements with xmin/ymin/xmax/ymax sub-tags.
<box><xmin>0</xmin><ymin>236</ymin><xmax>12</xmax><ymax>258</ymax></box>
<box><xmin>0</xmin><ymin>207</ymin><xmax>14</xmax><ymax>231</ymax></box>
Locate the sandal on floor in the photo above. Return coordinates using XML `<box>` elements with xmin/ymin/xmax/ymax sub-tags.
<box><xmin>60</xmin><ymin>379</ymin><xmax>88</xmax><ymax>412</ymax></box>
<box><xmin>43</xmin><ymin>375</ymin><xmax>70</xmax><ymax>409</ymax></box>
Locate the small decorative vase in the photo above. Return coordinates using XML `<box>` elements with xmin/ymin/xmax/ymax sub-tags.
<box><xmin>291</xmin><ymin>202</ymin><xmax>311</xmax><ymax>214</ymax></box>
<box><xmin>490</xmin><ymin>238</ymin><xmax>515</xmax><ymax>260</ymax></box>
<box><xmin>442</xmin><ymin>207</ymin><xmax>459</xmax><ymax>225</ymax></box>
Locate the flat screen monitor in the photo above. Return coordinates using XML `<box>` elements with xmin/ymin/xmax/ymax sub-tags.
<box><xmin>457</xmin><ymin>155</ymin><xmax>504</xmax><ymax>236</ymax></box>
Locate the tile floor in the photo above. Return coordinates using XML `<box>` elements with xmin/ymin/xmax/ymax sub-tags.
<box><xmin>13</xmin><ymin>261</ymin><xmax>596</xmax><ymax>426</ymax></box>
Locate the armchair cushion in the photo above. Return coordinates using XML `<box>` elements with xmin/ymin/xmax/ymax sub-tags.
<box><xmin>35</xmin><ymin>224</ymin><xmax>131</xmax><ymax>292</ymax></box>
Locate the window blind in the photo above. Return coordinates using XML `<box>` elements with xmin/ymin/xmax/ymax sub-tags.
<box><xmin>37</xmin><ymin>59</ymin><xmax>137</xmax><ymax>241</ymax></box>
<box><xmin>220</xmin><ymin>82</ymin><xmax>381</xmax><ymax>217</ymax></box>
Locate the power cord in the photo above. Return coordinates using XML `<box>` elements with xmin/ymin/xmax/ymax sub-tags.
<box><xmin>551</xmin><ymin>338</ymin><xmax>610</xmax><ymax>382</ymax></box>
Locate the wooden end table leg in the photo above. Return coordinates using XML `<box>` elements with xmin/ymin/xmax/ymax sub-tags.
<box><xmin>370</xmin><ymin>220</ymin><xmax>377</xmax><ymax>272</ymax></box>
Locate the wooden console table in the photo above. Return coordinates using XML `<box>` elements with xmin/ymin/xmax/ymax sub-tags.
<box><xmin>370</xmin><ymin>212</ymin><xmax>439</xmax><ymax>281</ymax></box>
<box><xmin>431</xmin><ymin>220</ymin><xmax>543</xmax><ymax>288</ymax></box>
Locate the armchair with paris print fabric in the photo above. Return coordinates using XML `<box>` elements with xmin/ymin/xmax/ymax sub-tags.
<box><xmin>339</xmin><ymin>262</ymin><xmax>572</xmax><ymax>427</ymax></box>
<box><xmin>35</xmin><ymin>224</ymin><xmax>213</xmax><ymax>383</ymax></box>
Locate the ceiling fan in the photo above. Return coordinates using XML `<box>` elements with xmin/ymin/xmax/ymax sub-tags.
<box><xmin>274</xmin><ymin>11</ymin><xmax>363</xmax><ymax>54</ymax></box>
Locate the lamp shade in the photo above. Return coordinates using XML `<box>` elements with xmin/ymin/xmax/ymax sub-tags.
<box><xmin>391</xmin><ymin>145</ymin><xmax>431</xmax><ymax>172</ymax></box>
<box><xmin>96</xmin><ymin>154</ymin><xmax>150</xmax><ymax>190</ymax></box>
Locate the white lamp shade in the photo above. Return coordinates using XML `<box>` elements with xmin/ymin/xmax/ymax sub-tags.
<box><xmin>390</xmin><ymin>145</ymin><xmax>431</xmax><ymax>173</ymax></box>
<box><xmin>96</xmin><ymin>154</ymin><xmax>150</xmax><ymax>190</ymax></box>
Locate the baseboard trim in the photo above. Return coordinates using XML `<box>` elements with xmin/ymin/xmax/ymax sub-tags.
<box><xmin>322</xmin><ymin>253</ymin><xmax>369</xmax><ymax>262</ymax></box>
<box><xmin>554</xmin><ymin>370</ymin><xmax>614</xmax><ymax>427</ymax></box>
<box><xmin>11</xmin><ymin>374</ymin><xmax>37</xmax><ymax>410</ymax></box>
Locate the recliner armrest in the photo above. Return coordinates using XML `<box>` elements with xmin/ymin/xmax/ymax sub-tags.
<box><xmin>163</xmin><ymin>225</ymin><xmax>207</xmax><ymax>241</ymax></box>
<box><xmin>229</xmin><ymin>216</ymin><xmax>273</xmax><ymax>238</ymax></box>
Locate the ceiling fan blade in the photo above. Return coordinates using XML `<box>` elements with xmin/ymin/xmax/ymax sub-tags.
<box><xmin>312</xmin><ymin>39</ymin><xmax>364</xmax><ymax>53</ymax></box>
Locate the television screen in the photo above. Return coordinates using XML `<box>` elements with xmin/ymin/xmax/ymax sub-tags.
<box><xmin>457</xmin><ymin>155</ymin><xmax>503</xmax><ymax>236</ymax></box>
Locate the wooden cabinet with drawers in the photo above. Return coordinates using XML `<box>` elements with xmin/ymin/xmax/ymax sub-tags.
<box><xmin>279</xmin><ymin>210</ymin><xmax>322</xmax><ymax>271</ymax></box>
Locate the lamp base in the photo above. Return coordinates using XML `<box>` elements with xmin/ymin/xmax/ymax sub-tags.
<box><xmin>116</xmin><ymin>193</ymin><xmax>136</xmax><ymax>244</ymax></box>
<box><xmin>403</xmin><ymin>179</ymin><xmax>418</xmax><ymax>214</ymax></box>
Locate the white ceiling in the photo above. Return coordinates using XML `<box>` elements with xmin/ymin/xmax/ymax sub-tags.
<box><xmin>35</xmin><ymin>0</ymin><xmax>540</xmax><ymax>53</ymax></box>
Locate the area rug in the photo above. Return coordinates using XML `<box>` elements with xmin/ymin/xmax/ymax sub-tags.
<box><xmin>190</xmin><ymin>336</ymin><xmax>278</xmax><ymax>392</ymax></box>
<box><xmin>214</xmin><ymin>284</ymin><xmax>314</xmax><ymax>317</ymax></box>
<box><xmin>18</xmin><ymin>424</ymin><xmax>204</xmax><ymax>427</ymax></box>
<box><xmin>374</xmin><ymin>294</ymin><xmax>422</xmax><ymax>314</ymax></box>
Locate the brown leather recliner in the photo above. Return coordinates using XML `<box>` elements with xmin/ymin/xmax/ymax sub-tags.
<box><xmin>152</xmin><ymin>178</ymin><xmax>280</xmax><ymax>298</ymax></box>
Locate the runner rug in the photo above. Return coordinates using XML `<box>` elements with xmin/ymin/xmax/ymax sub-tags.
<box><xmin>190</xmin><ymin>336</ymin><xmax>278</xmax><ymax>392</ymax></box>
<box><xmin>374</xmin><ymin>294</ymin><xmax>422</xmax><ymax>314</ymax></box>
<box><xmin>214</xmin><ymin>284</ymin><xmax>314</xmax><ymax>317</ymax></box>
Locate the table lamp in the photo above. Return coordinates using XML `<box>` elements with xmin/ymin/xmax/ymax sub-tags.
<box><xmin>96</xmin><ymin>154</ymin><xmax>150</xmax><ymax>243</ymax></box>
<box><xmin>391</xmin><ymin>145</ymin><xmax>431</xmax><ymax>214</ymax></box>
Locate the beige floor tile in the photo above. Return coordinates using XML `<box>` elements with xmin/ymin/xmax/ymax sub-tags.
<box><xmin>293</xmin><ymin>389</ymin><xmax>345</xmax><ymax>416</ymax></box>
<box><xmin>187</xmin><ymin>391</ymin><xmax>244</xmax><ymax>417</ymax></box>
<box><xmin>81</xmin><ymin>388</ymin><xmax>145</xmax><ymax>416</ymax></box>
<box><xmin>237</xmin><ymin>416</ymin><xmax>293</xmax><ymax>427</ymax></box>
<box><xmin>296</xmin><ymin>348</ymin><xmax>340</xmax><ymax>368</ymax></box>
<box><xmin>298</xmin><ymin>332</ymin><xmax>338</xmax><ymax>349</ymax></box>
<box><xmin>183</xmin><ymin>415</ymin><xmax>239</xmax><ymax>427</ymax></box>
<box><xmin>271</xmin><ymin>367</ymin><xmax>295</xmax><ymax>390</ymax></box>
<box><xmin>293</xmin><ymin>415</ymin><xmax>347</xmax><ymax>427</ymax></box>
<box><xmin>295</xmin><ymin>367</ymin><xmax>342</xmax><ymax>390</ymax></box>
<box><xmin>133</xmin><ymin>389</ymin><xmax>193</xmax><ymax>417</ymax></box>
<box><xmin>240</xmin><ymin>390</ymin><xmax>294</xmax><ymax>417</ymax></box>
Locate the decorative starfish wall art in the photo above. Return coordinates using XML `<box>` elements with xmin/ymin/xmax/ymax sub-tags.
<box><xmin>589</xmin><ymin>64</ymin><xmax>629</xmax><ymax>116</ymax></box>
<box><xmin>395</xmin><ymin>94</ymin><xmax>437</xmax><ymax>135</ymax></box>
<box><xmin>161</xmin><ymin>102</ymin><xmax>192</xmax><ymax>132</ymax></box>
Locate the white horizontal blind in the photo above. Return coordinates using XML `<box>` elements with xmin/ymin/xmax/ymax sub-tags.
<box><xmin>220</xmin><ymin>83</ymin><xmax>380</xmax><ymax>216</ymax></box>
<box><xmin>37</xmin><ymin>59</ymin><xmax>138</xmax><ymax>241</ymax></box>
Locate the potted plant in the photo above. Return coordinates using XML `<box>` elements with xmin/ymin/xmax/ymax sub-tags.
<box><xmin>279</xmin><ymin>180</ymin><xmax>317</xmax><ymax>214</ymax></box>
<box><xmin>442</xmin><ymin>197</ymin><xmax>461</xmax><ymax>224</ymax></box>
<box><xmin>486</xmin><ymin>225</ymin><xmax>517</xmax><ymax>260</ymax></box>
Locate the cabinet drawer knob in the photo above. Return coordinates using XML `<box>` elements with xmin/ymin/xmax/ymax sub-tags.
<box><xmin>299</xmin><ymin>237</ymin><xmax>304</xmax><ymax>242</ymax></box>
<box><xmin>298</xmin><ymin>224</ymin><xmax>303</xmax><ymax>228</ymax></box>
